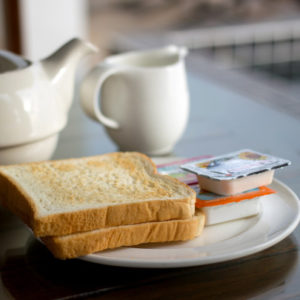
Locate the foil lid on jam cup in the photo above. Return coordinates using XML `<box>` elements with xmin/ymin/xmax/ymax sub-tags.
<box><xmin>181</xmin><ymin>149</ymin><xmax>291</xmax><ymax>181</ymax></box>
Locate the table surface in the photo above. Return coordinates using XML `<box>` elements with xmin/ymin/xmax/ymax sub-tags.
<box><xmin>0</xmin><ymin>62</ymin><xmax>300</xmax><ymax>299</ymax></box>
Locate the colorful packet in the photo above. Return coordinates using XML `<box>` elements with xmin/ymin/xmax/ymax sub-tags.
<box><xmin>157</xmin><ymin>156</ymin><xmax>211</xmax><ymax>185</ymax></box>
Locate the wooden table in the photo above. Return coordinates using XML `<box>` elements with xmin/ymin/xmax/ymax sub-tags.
<box><xmin>0</xmin><ymin>66</ymin><xmax>300</xmax><ymax>299</ymax></box>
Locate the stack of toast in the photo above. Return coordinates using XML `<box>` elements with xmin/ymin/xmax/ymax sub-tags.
<box><xmin>0</xmin><ymin>152</ymin><xmax>205</xmax><ymax>259</ymax></box>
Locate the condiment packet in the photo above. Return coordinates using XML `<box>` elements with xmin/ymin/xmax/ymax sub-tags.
<box><xmin>189</xmin><ymin>184</ymin><xmax>276</xmax><ymax>208</ymax></box>
<box><xmin>181</xmin><ymin>149</ymin><xmax>291</xmax><ymax>181</ymax></box>
<box><xmin>157</xmin><ymin>156</ymin><xmax>211</xmax><ymax>185</ymax></box>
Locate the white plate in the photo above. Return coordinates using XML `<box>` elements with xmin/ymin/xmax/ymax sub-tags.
<box><xmin>80</xmin><ymin>179</ymin><xmax>300</xmax><ymax>268</ymax></box>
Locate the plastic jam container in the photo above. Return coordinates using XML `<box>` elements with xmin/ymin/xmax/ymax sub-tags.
<box><xmin>181</xmin><ymin>149</ymin><xmax>290</xmax><ymax>196</ymax></box>
<box><xmin>196</xmin><ymin>170</ymin><xmax>274</xmax><ymax>195</ymax></box>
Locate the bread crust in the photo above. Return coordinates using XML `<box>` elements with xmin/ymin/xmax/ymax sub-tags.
<box><xmin>42</xmin><ymin>213</ymin><xmax>205</xmax><ymax>259</ymax></box>
<box><xmin>0</xmin><ymin>152</ymin><xmax>196</xmax><ymax>236</ymax></box>
<box><xmin>0</xmin><ymin>170</ymin><xmax>38</xmax><ymax>228</ymax></box>
<box><xmin>33</xmin><ymin>198</ymin><xmax>194</xmax><ymax>236</ymax></box>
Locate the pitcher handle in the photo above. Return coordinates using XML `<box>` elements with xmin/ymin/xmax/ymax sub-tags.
<box><xmin>80</xmin><ymin>65</ymin><xmax>122</xmax><ymax>129</ymax></box>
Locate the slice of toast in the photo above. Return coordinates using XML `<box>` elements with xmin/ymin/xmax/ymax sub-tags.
<box><xmin>42</xmin><ymin>212</ymin><xmax>205</xmax><ymax>259</ymax></box>
<box><xmin>0</xmin><ymin>152</ymin><xmax>196</xmax><ymax>236</ymax></box>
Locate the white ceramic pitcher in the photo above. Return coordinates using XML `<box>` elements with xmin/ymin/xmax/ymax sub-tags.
<box><xmin>80</xmin><ymin>45</ymin><xmax>189</xmax><ymax>156</ymax></box>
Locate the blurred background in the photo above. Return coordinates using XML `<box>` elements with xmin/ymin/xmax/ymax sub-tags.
<box><xmin>1</xmin><ymin>0</ymin><xmax>300</xmax><ymax>117</ymax></box>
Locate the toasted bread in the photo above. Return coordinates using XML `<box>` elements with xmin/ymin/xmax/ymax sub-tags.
<box><xmin>42</xmin><ymin>212</ymin><xmax>205</xmax><ymax>259</ymax></box>
<box><xmin>0</xmin><ymin>152</ymin><xmax>196</xmax><ymax>236</ymax></box>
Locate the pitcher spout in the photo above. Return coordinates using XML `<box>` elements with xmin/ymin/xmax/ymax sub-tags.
<box><xmin>41</xmin><ymin>38</ymin><xmax>98</xmax><ymax>112</ymax></box>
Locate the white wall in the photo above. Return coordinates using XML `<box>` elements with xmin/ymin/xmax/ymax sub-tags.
<box><xmin>19</xmin><ymin>0</ymin><xmax>88</xmax><ymax>61</ymax></box>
